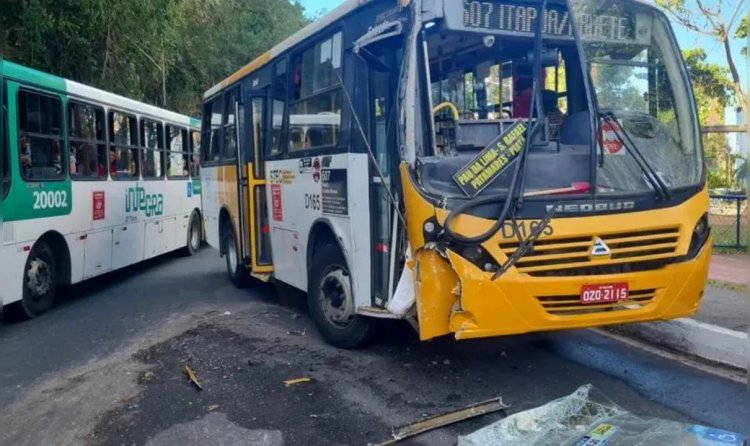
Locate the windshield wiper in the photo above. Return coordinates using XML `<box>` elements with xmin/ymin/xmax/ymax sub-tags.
<box><xmin>601</xmin><ymin>112</ymin><xmax>671</xmax><ymax>201</ymax></box>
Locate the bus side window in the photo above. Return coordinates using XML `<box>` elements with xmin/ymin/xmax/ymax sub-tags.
<box><xmin>17</xmin><ymin>90</ymin><xmax>65</xmax><ymax>181</ymax></box>
<box><xmin>166</xmin><ymin>125</ymin><xmax>188</xmax><ymax>179</ymax></box>
<box><xmin>201</xmin><ymin>95</ymin><xmax>223</xmax><ymax>164</ymax></box>
<box><xmin>270</xmin><ymin>59</ymin><xmax>288</xmax><ymax>157</ymax></box>
<box><xmin>289</xmin><ymin>31</ymin><xmax>343</xmax><ymax>152</ymax></box>
<box><xmin>109</xmin><ymin>110</ymin><xmax>139</xmax><ymax>179</ymax></box>
<box><xmin>141</xmin><ymin>118</ymin><xmax>164</xmax><ymax>179</ymax></box>
<box><xmin>69</xmin><ymin>101</ymin><xmax>107</xmax><ymax>180</ymax></box>
<box><xmin>223</xmin><ymin>89</ymin><xmax>238</xmax><ymax>161</ymax></box>
<box><xmin>190</xmin><ymin>130</ymin><xmax>200</xmax><ymax>178</ymax></box>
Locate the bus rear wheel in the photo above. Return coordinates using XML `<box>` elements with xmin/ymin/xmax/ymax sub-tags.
<box><xmin>223</xmin><ymin>222</ymin><xmax>249</xmax><ymax>288</ymax></box>
<box><xmin>183</xmin><ymin>211</ymin><xmax>202</xmax><ymax>256</ymax></box>
<box><xmin>308</xmin><ymin>243</ymin><xmax>371</xmax><ymax>349</ymax></box>
<box><xmin>22</xmin><ymin>241</ymin><xmax>57</xmax><ymax>318</ymax></box>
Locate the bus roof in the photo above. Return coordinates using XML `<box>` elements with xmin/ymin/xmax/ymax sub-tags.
<box><xmin>2</xmin><ymin>60</ymin><xmax>200</xmax><ymax>129</ymax></box>
<box><xmin>204</xmin><ymin>0</ymin><xmax>404</xmax><ymax>100</ymax></box>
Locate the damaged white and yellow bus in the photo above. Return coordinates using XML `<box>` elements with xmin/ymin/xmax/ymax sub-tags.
<box><xmin>200</xmin><ymin>0</ymin><xmax>710</xmax><ymax>347</ymax></box>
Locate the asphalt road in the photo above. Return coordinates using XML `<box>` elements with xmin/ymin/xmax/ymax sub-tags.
<box><xmin>0</xmin><ymin>248</ymin><xmax>747</xmax><ymax>445</ymax></box>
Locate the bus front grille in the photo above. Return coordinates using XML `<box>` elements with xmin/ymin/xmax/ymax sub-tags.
<box><xmin>535</xmin><ymin>289</ymin><xmax>658</xmax><ymax>316</ymax></box>
<box><xmin>498</xmin><ymin>227</ymin><xmax>681</xmax><ymax>276</ymax></box>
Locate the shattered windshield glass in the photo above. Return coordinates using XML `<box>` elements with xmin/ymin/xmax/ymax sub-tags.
<box><xmin>570</xmin><ymin>0</ymin><xmax>703</xmax><ymax>194</ymax></box>
<box><xmin>417</xmin><ymin>2</ymin><xmax>594</xmax><ymax>201</ymax></box>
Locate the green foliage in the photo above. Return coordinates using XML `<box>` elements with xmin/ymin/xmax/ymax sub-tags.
<box><xmin>0</xmin><ymin>0</ymin><xmax>308</xmax><ymax>115</ymax></box>
<box><xmin>683</xmin><ymin>48</ymin><xmax>733</xmax><ymax>124</ymax></box>
<box><xmin>737</xmin><ymin>16</ymin><xmax>747</xmax><ymax>57</ymax></box>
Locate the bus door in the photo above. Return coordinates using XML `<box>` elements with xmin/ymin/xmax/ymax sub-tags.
<box><xmin>245</xmin><ymin>89</ymin><xmax>273</xmax><ymax>273</ymax></box>
<box><xmin>368</xmin><ymin>51</ymin><xmax>400</xmax><ymax>307</ymax></box>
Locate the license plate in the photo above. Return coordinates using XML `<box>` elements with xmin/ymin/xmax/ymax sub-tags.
<box><xmin>580</xmin><ymin>283</ymin><xmax>629</xmax><ymax>305</ymax></box>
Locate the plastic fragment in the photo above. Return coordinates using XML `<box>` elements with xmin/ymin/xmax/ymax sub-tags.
<box><xmin>284</xmin><ymin>377</ymin><xmax>312</xmax><ymax>387</ymax></box>
<box><xmin>184</xmin><ymin>366</ymin><xmax>202</xmax><ymax>391</ymax></box>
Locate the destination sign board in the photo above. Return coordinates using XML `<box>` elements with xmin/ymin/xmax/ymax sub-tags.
<box><xmin>444</xmin><ymin>1</ymin><xmax>651</xmax><ymax>44</ymax></box>
<box><xmin>453</xmin><ymin>120</ymin><xmax>528</xmax><ymax>197</ymax></box>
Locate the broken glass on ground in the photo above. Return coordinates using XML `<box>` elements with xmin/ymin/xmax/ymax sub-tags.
<box><xmin>458</xmin><ymin>384</ymin><xmax>747</xmax><ymax>446</ymax></box>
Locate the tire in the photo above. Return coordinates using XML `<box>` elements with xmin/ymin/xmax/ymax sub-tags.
<box><xmin>182</xmin><ymin>211</ymin><xmax>202</xmax><ymax>256</ymax></box>
<box><xmin>307</xmin><ymin>243</ymin><xmax>372</xmax><ymax>349</ymax></box>
<box><xmin>223</xmin><ymin>222</ymin><xmax>249</xmax><ymax>288</ymax></box>
<box><xmin>22</xmin><ymin>240</ymin><xmax>57</xmax><ymax>318</ymax></box>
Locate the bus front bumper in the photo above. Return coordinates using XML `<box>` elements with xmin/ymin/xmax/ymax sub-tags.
<box><xmin>431</xmin><ymin>244</ymin><xmax>711</xmax><ymax>341</ymax></box>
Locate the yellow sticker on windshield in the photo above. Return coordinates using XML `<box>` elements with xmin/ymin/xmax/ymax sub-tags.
<box><xmin>453</xmin><ymin>120</ymin><xmax>528</xmax><ymax>197</ymax></box>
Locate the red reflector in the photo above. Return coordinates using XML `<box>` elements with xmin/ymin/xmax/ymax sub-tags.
<box><xmin>23</xmin><ymin>246</ymin><xmax>31</xmax><ymax>252</ymax></box>
<box><xmin>262</xmin><ymin>225</ymin><xmax>270</xmax><ymax>234</ymax></box>
<box><xmin>376</xmin><ymin>243</ymin><xmax>389</xmax><ymax>253</ymax></box>
<box><xmin>80</xmin><ymin>234</ymin><xmax>88</xmax><ymax>240</ymax></box>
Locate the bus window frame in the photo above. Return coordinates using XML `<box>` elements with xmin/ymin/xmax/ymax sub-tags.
<box><xmin>68</xmin><ymin>99</ymin><xmax>108</xmax><ymax>182</ymax></box>
<box><xmin>222</xmin><ymin>87</ymin><xmax>240</xmax><ymax>163</ymax></box>
<box><xmin>109</xmin><ymin>109</ymin><xmax>141</xmax><ymax>181</ymax></box>
<box><xmin>200</xmin><ymin>93</ymin><xmax>224</xmax><ymax>167</ymax></box>
<box><xmin>284</xmin><ymin>29</ymin><xmax>346</xmax><ymax>158</ymax></box>
<box><xmin>268</xmin><ymin>58</ymin><xmax>289</xmax><ymax>160</ymax></box>
<box><xmin>16</xmin><ymin>87</ymin><xmax>67</xmax><ymax>183</ymax></box>
<box><xmin>140</xmin><ymin>117</ymin><xmax>165</xmax><ymax>181</ymax></box>
<box><xmin>2</xmin><ymin>95</ymin><xmax>10</xmax><ymax>198</ymax></box>
<box><xmin>166</xmin><ymin>123</ymin><xmax>189</xmax><ymax>180</ymax></box>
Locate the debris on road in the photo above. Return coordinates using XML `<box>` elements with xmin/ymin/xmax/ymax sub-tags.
<box><xmin>286</xmin><ymin>329</ymin><xmax>307</xmax><ymax>336</ymax></box>
<box><xmin>184</xmin><ymin>366</ymin><xmax>202</xmax><ymax>391</ymax></box>
<box><xmin>374</xmin><ymin>396</ymin><xmax>509</xmax><ymax>445</ymax></box>
<box><xmin>138</xmin><ymin>370</ymin><xmax>155</xmax><ymax>384</ymax></box>
<box><xmin>207</xmin><ymin>404</ymin><xmax>219</xmax><ymax>412</ymax></box>
<box><xmin>284</xmin><ymin>377</ymin><xmax>312</xmax><ymax>387</ymax></box>
<box><xmin>458</xmin><ymin>384</ymin><xmax>748</xmax><ymax>446</ymax></box>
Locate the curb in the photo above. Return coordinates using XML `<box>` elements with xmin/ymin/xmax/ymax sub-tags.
<box><xmin>607</xmin><ymin>318</ymin><xmax>748</xmax><ymax>370</ymax></box>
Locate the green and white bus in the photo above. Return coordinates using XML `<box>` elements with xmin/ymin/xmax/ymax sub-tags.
<box><xmin>0</xmin><ymin>61</ymin><xmax>203</xmax><ymax>318</ymax></box>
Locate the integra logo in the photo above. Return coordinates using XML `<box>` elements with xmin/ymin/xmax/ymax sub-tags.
<box><xmin>546</xmin><ymin>201</ymin><xmax>636</xmax><ymax>214</ymax></box>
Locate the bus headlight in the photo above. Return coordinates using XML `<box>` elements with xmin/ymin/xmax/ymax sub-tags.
<box><xmin>688</xmin><ymin>213</ymin><xmax>710</xmax><ymax>259</ymax></box>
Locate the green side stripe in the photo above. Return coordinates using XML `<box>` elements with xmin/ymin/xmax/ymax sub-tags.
<box><xmin>2</xmin><ymin>61</ymin><xmax>67</xmax><ymax>93</ymax></box>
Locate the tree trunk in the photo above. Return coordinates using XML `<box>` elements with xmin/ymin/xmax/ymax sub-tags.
<box><xmin>722</xmin><ymin>35</ymin><xmax>747</xmax><ymax>111</ymax></box>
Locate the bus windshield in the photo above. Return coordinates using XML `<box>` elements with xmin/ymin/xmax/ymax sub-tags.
<box><xmin>570</xmin><ymin>0</ymin><xmax>703</xmax><ymax>194</ymax></box>
<box><xmin>415</xmin><ymin>0</ymin><xmax>701</xmax><ymax>203</ymax></box>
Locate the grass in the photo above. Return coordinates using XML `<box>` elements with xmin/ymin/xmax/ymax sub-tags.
<box><xmin>707</xmin><ymin>279</ymin><xmax>748</xmax><ymax>294</ymax></box>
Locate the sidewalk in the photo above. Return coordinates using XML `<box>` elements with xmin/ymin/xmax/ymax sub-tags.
<box><xmin>709</xmin><ymin>253</ymin><xmax>749</xmax><ymax>286</ymax></box>
<box><xmin>696</xmin><ymin>286</ymin><xmax>749</xmax><ymax>333</ymax></box>
<box><xmin>606</xmin><ymin>254</ymin><xmax>749</xmax><ymax>371</ymax></box>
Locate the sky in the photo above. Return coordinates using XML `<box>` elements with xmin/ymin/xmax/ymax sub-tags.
<box><xmin>299</xmin><ymin>0</ymin><xmax>747</xmax><ymax>87</ymax></box>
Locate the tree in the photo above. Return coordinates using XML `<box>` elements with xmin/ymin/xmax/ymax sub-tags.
<box><xmin>655</xmin><ymin>0</ymin><xmax>747</xmax><ymax>111</ymax></box>
<box><xmin>737</xmin><ymin>16</ymin><xmax>747</xmax><ymax>57</ymax></box>
<box><xmin>682</xmin><ymin>48</ymin><xmax>737</xmax><ymax>187</ymax></box>
<box><xmin>0</xmin><ymin>0</ymin><xmax>308</xmax><ymax>114</ymax></box>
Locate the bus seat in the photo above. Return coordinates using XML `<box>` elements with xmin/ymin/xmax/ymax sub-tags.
<box><xmin>560</xmin><ymin>111</ymin><xmax>591</xmax><ymax>146</ymax></box>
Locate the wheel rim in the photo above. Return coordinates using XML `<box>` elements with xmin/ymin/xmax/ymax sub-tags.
<box><xmin>190</xmin><ymin>220</ymin><xmax>200</xmax><ymax>250</ymax></box>
<box><xmin>27</xmin><ymin>257</ymin><xmax>53</xmax><ymax>300</ymax></box>
<box><xmin>318</xmin><ymin>268</ymin><xmax>355</xmax><ymax>328</ymax></box>
<box><xmin>226</xmin><ymin>233</ymin><xmax>238</xmax><ymax>273</ymax></box>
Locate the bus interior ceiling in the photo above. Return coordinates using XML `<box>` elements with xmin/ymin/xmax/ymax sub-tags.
<box><xmin>418</xmin><ymin>29</ymin><xmax>592</xmax><ymax>201</ymax></box>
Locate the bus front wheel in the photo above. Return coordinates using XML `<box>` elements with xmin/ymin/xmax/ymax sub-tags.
<box><xmin>22</xmin><ymin>241</ymin><xmax>57</xmax><ymax>318</ymax></box>
<box><xmin>308</xmin><ymin>243</ymin><xmax>371</xmax><ymax>349</ymax></box>
<box><xmin>223</xmin><ymin>223</ymin><xmax>249</xmax><ymax>288</ymax></box>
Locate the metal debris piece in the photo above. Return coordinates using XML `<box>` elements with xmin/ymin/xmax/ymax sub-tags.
<box><xmin>184</xmin><ymin>366</ymin><xmax>202</xmax><ymax>391</ymax></box>
<box><xmin>207</xmin><ymin>405</ymin><xmax>219</xmax><ymax>412</ymax></box>
<box><xmin>374</xmin><ymin>396</ymin><xmax>510</xmax><ymax>445</ymax></box>
<box><xmin>286</xmin><ymin>329</ymin><xmax>307</xmax><ymax>336</ymax></box>
<box><xmin>284</xmin><ymin>377</ymin><xmax>312</xmax><ymax>387</ymax></box>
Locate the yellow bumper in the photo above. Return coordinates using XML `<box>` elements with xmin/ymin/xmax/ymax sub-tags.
<box><xmin>446</xmin><ymin>242</ymin><xmax>710</xmax><ymax>340</ymax></box>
